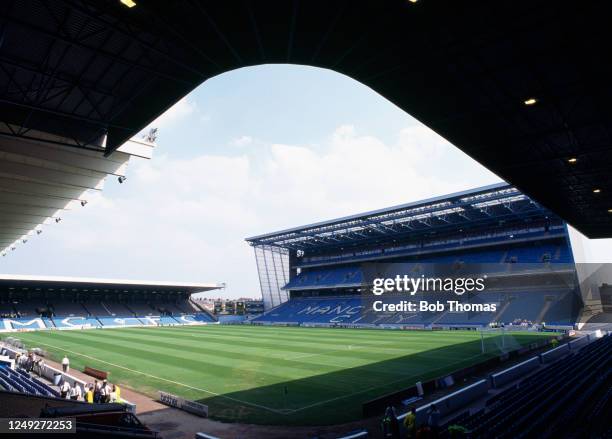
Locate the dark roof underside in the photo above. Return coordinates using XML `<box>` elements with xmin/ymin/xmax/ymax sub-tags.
<box><xmin>1</xmin><ymin>0</ymin><xmax>611</xmax><ymax>237</ymax></box>
<box><xmin>0</xmin><ymin>275</ymin><xmax>219</xmax><ymax>293</ymax></box>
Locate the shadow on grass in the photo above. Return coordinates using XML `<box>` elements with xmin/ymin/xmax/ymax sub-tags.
<box><xmin>194</xmin><ymin>333</ymin><xmax>545</xmax><ymax>426</ymax></box>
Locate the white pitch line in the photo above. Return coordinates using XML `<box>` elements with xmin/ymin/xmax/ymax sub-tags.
<box><xmin>29</xmin><ymin>340</ymin><xmax>287</xmax><ymax>415</ymax></box>
<box><xmin>280</xmin><ymin>340</ymin><xmax>410</xmax><ymax>361</ymax></box>
<box><xmin>282</xmin><ymin>343</ymin><xmax>479</xmax><ymax>362</ymax></box>
<box><xmin>283</xmin><ymin>344</ymin><xmax>370</xmax><ymax>361</ymax></box>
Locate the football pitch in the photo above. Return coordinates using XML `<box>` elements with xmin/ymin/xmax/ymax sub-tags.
<box><xmin>6</xmin><ymin>325</ymin><xmax>553</xmax><ymax>425</ymax></box>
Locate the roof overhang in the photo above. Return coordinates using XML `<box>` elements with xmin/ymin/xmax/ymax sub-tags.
<box><xmin>0</xmin><ymin>128</ymin><xmax>155</xmax><ymax>256</ymax></box>
<box><xmin>1</xmin><ymin>1</ymin><xmax>611</xmax><ymax>237</ymax></box>
<box><xmin>246</xmin><ymin>183</ymin><xmax>510</xmax><ymax>242</ymax></box>
<box><xmin>0</xmin><ymin>274</ymin><xmax>222</xmax><ymax>293</ymax></box>
<box><xmin>246</xmin><ymin>183</ymin><xmax>561</xmax><ymax>250</ymax></box>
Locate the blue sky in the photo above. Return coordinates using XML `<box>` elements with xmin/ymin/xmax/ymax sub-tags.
<box><xmin>1</xmin><ymin>65</ymin><xmax>609</xmax><ymax>298</ymax></box>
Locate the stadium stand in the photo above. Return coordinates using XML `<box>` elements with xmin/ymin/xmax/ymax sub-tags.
<box><xmin>252</xmin><ymin>290</ymin><xmax>578</xmax><ymax>327</ymax></box>
<box><xmin>247</xmin><ymin>184</ymin><xmax>590</xmax><ymax>329</ymax></box>
<box><xmin>0</xmin><ymin>277</ymin><xmax>221</xmax><ymax>333</ymax></box>
<box><xmin>440</xmin><ymin>333</ymin><xmax>612</xmax><ymax>438</ymax></box>
<box><xmin>0</xmin><ymin>354</ymin><xmax>156</xmax><ymax>439</ymax></box>
<box><xmin>284</xmin><ymin>266</ymin><xmax>364</xmax><ymax>290</ymax></box>
<box><xmin>51</xmin><ymin>302</ymin><xmax>91</xmax><ymax>317</ymax></box>
<box><xmin>52</xmin><ymin>316</ymin><xmax>101</xmax><ymax>329</ymax></box>
<box><xmin>101</xmin><ymin>302</ymin><xmax>132</xmax><ymax>317</ymax></box>
<box><xmin>0</xmin><ymin>365</ymin><xmax>59</xmax><ymax>397</ymax></box>
<box><xmin>121</xmin><ymin>302</ymin><xmax>155</xmax><ymax>316</ymax></box>
<box><xmin>0</xmin><ymin>311</ymin><xmax>218</xmax><ymax>332</ymax></box>
<box><xmin>298</xmin><ymin>238</ymin><xmax>572</xmax><ymax>268</ymax></box>
<box><xmin>282</xmin><ymin>243</ymin><xmax>573</xmax><ymax>293</ymax></box>
<box><xmin>80</xmin><ymin>302</ymin><xmax>113</xmax><ymax>317</ymax></box>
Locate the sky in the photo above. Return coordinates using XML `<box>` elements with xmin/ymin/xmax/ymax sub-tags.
<box><xmin>1</xmin><ymin>65</ymin><xmax>610</xmax><ymax>298</ymax></box>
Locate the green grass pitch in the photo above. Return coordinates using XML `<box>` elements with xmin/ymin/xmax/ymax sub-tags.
<box><xmin>5</xmin><ymin>325</ymin><xmax>553</xmax><ymax>425</ymax></box>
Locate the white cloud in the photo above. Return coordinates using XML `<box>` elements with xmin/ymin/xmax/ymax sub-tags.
<box><xmin>146</xmin><ymin>97</ymin><xmax>197</xmax><ymax>129</ymax></box>
<box><xmin>2</xmin><ymin>124</ymin><xmax>502</xmax><ymax>297</ymax></box>
<box><xmin>252</xmin><ymin>124</ymin><xmax>500</xmax><ymax>222</ymax></box>
<box><xmin>230</xmin><ymin>135</ymin><xmax>253</xmax><ymax>147</ymax></box>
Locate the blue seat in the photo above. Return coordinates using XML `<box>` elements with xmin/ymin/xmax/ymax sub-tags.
<box><xmin>1</xmin><ymin>367</ymin><xmax>58</xmax><ymax>397</ymax></box>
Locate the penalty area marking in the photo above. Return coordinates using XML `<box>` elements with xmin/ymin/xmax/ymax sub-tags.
<box><xmin>28</xmin><ymin>340</ymin><xmax>288</xmax><ymax>415</ymax></box>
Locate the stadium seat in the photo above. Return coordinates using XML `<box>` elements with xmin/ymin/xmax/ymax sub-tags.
<box><xmin>0</xmin><ymin>366</ymin><xmax>59</xmax><ymax>397</ymax></box>
<box><xmin>447</xmin><ymin>334</ymin><xmax>612</xmax><ymax>438</ymax></box>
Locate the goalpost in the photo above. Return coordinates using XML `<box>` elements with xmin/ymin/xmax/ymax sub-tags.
<box><xmin>477</xmin><ymin>326</ymin><xmax>525</xmax><ymax>354</ymax></box>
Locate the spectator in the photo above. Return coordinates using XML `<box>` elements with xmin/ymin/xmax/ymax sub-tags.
<box><xmin>25</xmin><ymin>353</ymin><xmax>34</xmax><ymax>372</ymax></box>
<box><xmin>382</xmin><ymin>406</ymin><xmax>393</xmax><ymax>438</ymax></box>
<box><xmin>447</xmin><ymin>424</ymin><xmax>469</xmax><ymax>438</ymax></box>
<box><xmin>69</xmin><ymin>384</ymin><xmax>82</xmax><ymax>401</ymax></box>
<box><xmin>85</xmin><ymin>385</ymin><xmax>94</xmax><ymax>404</ymax></box>
<box><xmin>403</xmin><ymin>406</ymin><xmax>417</xmax><ymax>439</ymax></box>
<box><xmin>381</xmin><ymin>406</ymin><xmax>400</xmax><ymax>439</ymax></box>
<box><xmin>109</xmin><ymin>385</ymin><xmax>117</xmax><ymax>403</ymax></box>
<box><xmin>100</xmin><ymin>379</ymin><xmax>111</xmax><ymax>403</ymax></box>
<box><xmin>61</xmin><ymin>355</ymin><xmax>69</xmax><ymax>372</ymax></box>
<box><xmin>426</xmin><ymin>404</ymin><xmax>441</xmax><ymax>438</ymax></box>
<box><xmin>60</xmin><ymin>380</ymin><xmax>71</xmax><ymax>399</ymax></box>
<box><xmin>20</xmin><ymin>354</ymin><xmax>27</xmax><ymax>369</ymax></box>
<box><xmin>114</xmin><ymin>384</ymin><xmax>121</xmax><ymax>403</ymax></box>
<box><xmin>99</xmin><ymin>381</ymin><xmax>106</xmax><ymax>402</ymax></box>
<box><xmin>35</xmin><ymin>358</ymin><xmax>45</xmax><ymax>377</ymax></box>
<box><xmin>93</xmin><ymin>380</ymin><xmax>101</xmax><ymax>403</ymax></box>
<box><xmin>105</xmin><ymin>381</ymin><xmax>112</xmax><ymax>403</ymax></box>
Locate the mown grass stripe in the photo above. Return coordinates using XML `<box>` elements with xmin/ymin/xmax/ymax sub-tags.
<box><xmin>6</xmin><ymin>326</ymin><xmax>552</xmax><ymax>425</ymax></box>
<box><xmin>66</xmin><ymin>329</ymin><xmax>431</xmax><ymax>389</ymax></box>
<box><xmin>25</xmin><ymin>339</ymin><xmax>288</xmax><ymax>414</ymax></box>
<box><xmin>108</xmin><ymin>326</ymin><xmax>439</xmax><ymax>364</ymax></box>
